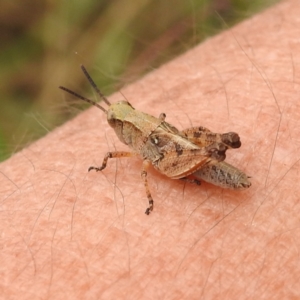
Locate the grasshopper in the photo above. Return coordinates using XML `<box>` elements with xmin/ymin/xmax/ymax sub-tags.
<box><xmin>59</xmin><ymin>65</ymin><xmax>251</xmax><ymax>215</ymax></box>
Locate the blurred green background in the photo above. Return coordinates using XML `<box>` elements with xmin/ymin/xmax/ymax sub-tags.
<box><xmin>0</xmin><ymin>0</ymin><xmax>278</xmax><ymax>161</ymax></box>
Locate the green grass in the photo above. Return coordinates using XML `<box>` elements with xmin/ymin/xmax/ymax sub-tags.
<box><xmin>0</xmin><ymin>0</ymin><xmax>278</xmax><ymax>161</ymax></box>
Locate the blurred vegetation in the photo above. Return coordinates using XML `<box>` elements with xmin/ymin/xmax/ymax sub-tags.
<box><xmin>0</xmin><ymin>0</ymin><xmax>278</xmax><ymax>161</ymax></box>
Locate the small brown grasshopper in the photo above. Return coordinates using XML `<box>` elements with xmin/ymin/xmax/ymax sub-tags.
<box><xmin>59</xmin><ymin>66</ymin><xmax>251</xmax><ymax>215</ymax></box>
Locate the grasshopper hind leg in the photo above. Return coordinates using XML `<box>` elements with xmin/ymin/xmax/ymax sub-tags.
<box><xmin>181</xmin><ymin>126</ymin><xmax>241</xmax><ymax>149</ymax></box>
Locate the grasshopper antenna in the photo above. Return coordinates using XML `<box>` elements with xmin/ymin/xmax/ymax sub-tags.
<box><xmin>59</xmin><ymin>65</ymin><xmax>111</xmax><ymax>114</ymax></box>
<box><xmin>80</xmin><ymin>65</ymin><xmax>111</xmax><ymax>107</ymax></box>
<box><xmin>59</xmin><ymin>86</ymin><xmax>108</xmax><ymax>114</ymax></box>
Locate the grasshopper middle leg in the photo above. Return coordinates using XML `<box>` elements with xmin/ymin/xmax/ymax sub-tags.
<box><xmin>141</xmin><ymin>160</ymin><xmax>154</xmax><ymax>215</ymax></box>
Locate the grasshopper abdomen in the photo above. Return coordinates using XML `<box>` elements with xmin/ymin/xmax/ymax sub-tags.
<box><xmin>193</xmin><ymin>161</ymin><xmax>251</xmax><ymax>189</ymax></box>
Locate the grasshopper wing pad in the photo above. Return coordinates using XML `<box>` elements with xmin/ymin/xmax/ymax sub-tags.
<box><xmin>150</xmin><ymin>129</ymin><xmax>217</xmax><ymax>179</ymax></box>
<box><xmin>156</xmin><ymin>149</ymin><xmax>213</xmax><ymax>179</ymax></box>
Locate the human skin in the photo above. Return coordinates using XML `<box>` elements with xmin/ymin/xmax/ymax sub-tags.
<box><xmin>1</xmin><ymin>0</ymin><xmax>300</xmax><ymax>299</ymax></box>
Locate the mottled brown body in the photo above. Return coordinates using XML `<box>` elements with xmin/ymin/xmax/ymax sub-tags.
<box><xmin>60</xmin><ymin>65</ymin><xmax>251</xmax><ymax>214</ymax></box>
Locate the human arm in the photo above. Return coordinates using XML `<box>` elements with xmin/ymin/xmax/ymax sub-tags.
<box><xmin>1</xmin><ymin>0</ymin><xmax>300</xmax><ymax>298</ymax></box>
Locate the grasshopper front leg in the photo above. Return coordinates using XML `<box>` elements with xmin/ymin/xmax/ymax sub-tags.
<box><xmin>88</xmin><ymin>151</ymin><xmax>137</xmax><ymax>172</ymax></box>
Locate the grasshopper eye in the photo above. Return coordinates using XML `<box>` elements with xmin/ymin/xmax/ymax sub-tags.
<box><xmin>107</xmin><ymin>109</ymin><xmax>115</xmax><ymax>120</ymax></box>
<box><xmin>107</xmin><ymin>110</ymin><xmax>121</xmax><ymax>126</ymax></box>
<box><xmin>107</xmin><ymin>117</ymin><xmax>125</xmax><ymax>143</ymax></box>
<box><xmin>108</xmin><ymin>117</ymin><xmax>122</xmax><ymax>128</ymax></box>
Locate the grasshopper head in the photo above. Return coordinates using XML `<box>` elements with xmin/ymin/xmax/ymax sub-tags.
<box><xmin>107</xmin><ymin>101</ymin><xmax>135</xmax><ymax>144</ymax></box>
<box><xmin>59</xmin><ymin>66</ymin><xmax>135</xmax><ymax>145</ymax></box>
